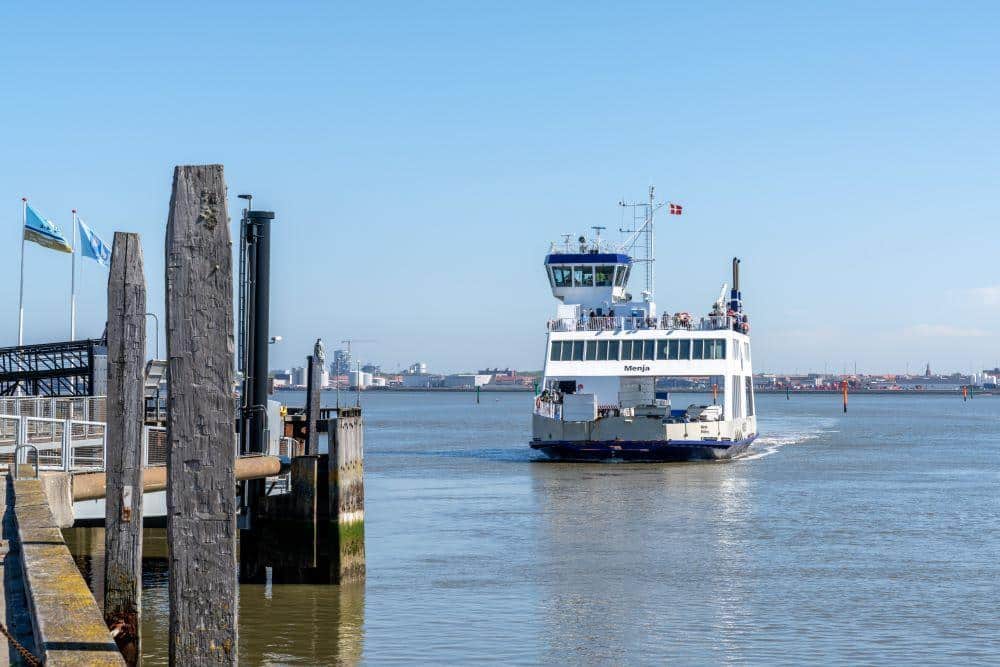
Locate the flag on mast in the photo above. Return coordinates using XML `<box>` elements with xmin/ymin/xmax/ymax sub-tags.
<box><xmin>668</xmin><ymin>203</ymin><xmax>683</xmax><ymax>215</ymax></box>
<box><xmin>24</xmin><ymin>204</ymin><xmax>73</xmax><ymax>253</ymax></box>
<box><xmin>78</xmin><ymin>218</ymin><xmax>111</xmax><ymax>267</ymax></box>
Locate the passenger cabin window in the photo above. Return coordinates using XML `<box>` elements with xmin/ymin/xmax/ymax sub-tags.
<box><xmin>573</xmin><ymin>265</ymin><xmax>593</xmax><ymax>287</ymax></box>
<box><xmin>595</xmin><ymin>266</ymin><xmax>614</xmax><ymax>287</ymax></box>
<box><xmin>552</xmin><ymin>266</ymin><xmax>572</xmax><ymax>287</ymax></box>
<box><xmin>690</xmin><ymin>339</ymin><xmax>727</xmax><ymax>359</ymax></box>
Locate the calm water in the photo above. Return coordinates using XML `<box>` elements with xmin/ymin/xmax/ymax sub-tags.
<box><xmin>65</xmin><ymin>391</ymin><xmax>1000</xmax><ymax>665</ymax></box>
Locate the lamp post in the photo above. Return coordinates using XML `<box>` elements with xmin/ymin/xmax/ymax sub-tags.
<box><xmin>144</xmin><ymin>312</ymin><xmax>159</xmax><ymax>359</ymax></box>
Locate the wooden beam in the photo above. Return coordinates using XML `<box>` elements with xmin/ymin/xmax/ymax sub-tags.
<box><xmin>165</xmin><ymin>164</ymin><xmax>237</xmax><ymax>665</ymax></box>
<box><xmin>104</xmin><ymin>232</ymin><xmax>146</xmax><ymax>665</ymax></box>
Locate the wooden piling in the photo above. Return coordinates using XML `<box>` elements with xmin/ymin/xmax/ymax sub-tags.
<box><xmin>327</xmin><ymin>410</ymin><xmax>365</xmax><ymax>583</ymax></box>
<box><xmin>104</xmin><ymin>232</ymin><xmax>146</xmax><ymax>665</ymax></box>
<box><xmin>165</xmin><ymin>164</ymin><xmax>238</xmax><ymax>665</ymax></box>
<box><xmin>305</xmin><ymin>354</ymin><xmax>322</xmax><ymax>455</ymax></box>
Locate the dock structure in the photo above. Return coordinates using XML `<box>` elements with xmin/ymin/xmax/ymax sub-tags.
<box><xmin>0</xmin><ymin>163</ymin><xmax>366</xmax><ymax>664</ymax></box>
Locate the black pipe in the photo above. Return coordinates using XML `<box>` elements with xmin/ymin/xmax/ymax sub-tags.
<box><xmin>732</xmin><ymin>257</ymin><xmax>740</xmax><ymax>292</ymax></box>
<box><xmin>248</xmin><ymin>210</ymin><xmax>275</xmax><ymax>455</ymax></box>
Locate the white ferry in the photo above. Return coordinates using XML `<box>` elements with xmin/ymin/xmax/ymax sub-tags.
<box><xmin>531</xmin><ymin>188</ymin><xmax>757</xmax><ymax>462</ymax></box>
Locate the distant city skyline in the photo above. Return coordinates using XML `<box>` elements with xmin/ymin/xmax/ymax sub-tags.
<box><xmin>2</xmin><ymin>3</ymin><xmax>998</xmax><ymax>374</ymax></box>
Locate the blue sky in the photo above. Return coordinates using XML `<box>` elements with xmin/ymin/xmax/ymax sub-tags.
<box><xmin>1</xmin><ymin>2</ymin><xmax>998</xmax><ymax>374</ymax></box>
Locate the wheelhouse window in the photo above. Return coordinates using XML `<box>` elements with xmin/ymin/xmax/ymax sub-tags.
<box><xmin>552</xmin><ymin>266</ymin><xmax>573</xmax><ymax>287</ymax></box>
<box><xmin>550</xmin><ymin>341</ymin><xmax>560</xmax><ymax>361</ymax></box>
<box><xmin>573</xmin><ymin>265</ymin><xmax>594</xmax><ymax>287</ymax></box>
<box><xmin>620</xmin><ymin>339</ymin><xmax>633</xmax><ymax>360</ymax></box>
<box><xmin>656</xmin><ymin>340</ymin><xmax>669</xmax><ymax>360</ymax></box>
<box><xmin>595</xmin><ymin>266</ymin><xmax>614</xmax><ymax>287</ymax></box>
<box><xmin>692</xmin><ymin>339</ymin><xmax>704</xmax><ymax>359</ymax></box>
<box><xmin>597</xmin><ymin>340</ymin><xmax>609</xmax><ymax>360</ymax></box>
<box><xmin>572</xmin><ymin>341</ymin><xmax>584</xmax><ymax>361</ymax></box>
<box><xmin>614</xmin><ymin>265</ymin><xmax>630</xmax><ymax>287</ymax></box>
<box><xmin>745</xmin><ymin>377</ymin><xmax>755</xmax><ymax>416</ymax></box>
<box><xmin>608</xmin><ymin>340</ymin><xmax>620</xmax><ymax>360</ymax></box>
<box><xmin>585</xmin><ymin>340</ymin><xmax>598</xmax><ymax>360</ymax></box>
<box><xmin>642</xmin><ymin>340</ymin><xmax>655</xmax><ymax>360</ymax></box>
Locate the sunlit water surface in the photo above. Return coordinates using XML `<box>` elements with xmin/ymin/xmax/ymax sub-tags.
<box><xmin>65</xmin><ymin>391</ymin><xmax>1000</xmax><ymax>665</ymax></box>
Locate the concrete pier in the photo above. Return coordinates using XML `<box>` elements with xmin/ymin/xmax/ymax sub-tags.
<box><xmin>6</xmin><ymin>477</ymin><xmax>122</xmax><ymax>665</ymax></box>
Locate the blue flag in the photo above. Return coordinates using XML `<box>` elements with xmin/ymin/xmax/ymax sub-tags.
<box><xmin>78</xmin><ymin>218</ymin><xmax>111</xmax><ymax>268</ymax></box>
<box><xmin>24</xmin><ymin>204</ymin><xmax>72</xmax><ymax>253</ymax></box>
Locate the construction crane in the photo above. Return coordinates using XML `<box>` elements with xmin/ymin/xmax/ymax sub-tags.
<box><xmin>340</xmin><ymin>338</ymin><xmax>376</xmax><ymax>359</ymax></box>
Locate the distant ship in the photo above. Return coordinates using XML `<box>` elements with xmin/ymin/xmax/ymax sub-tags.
<box><xmin>530</xmin><ymin>187</ymin><xmax>757</xmax><ymax>462</ymax></box>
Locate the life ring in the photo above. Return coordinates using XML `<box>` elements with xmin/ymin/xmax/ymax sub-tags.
<box><xmin>741</xmin><ymin>322</ymin><xmax>750</xmax><ymax>334</ymax></box>
<box><xmin>677</xmin><ymin>312</ymin><xmax>691</xmax><ymax>326</ymax></box>
<box><xmin>577</xmin><ymin>384</ymin><xmax>584</xmax><ymax>392</ymax></box>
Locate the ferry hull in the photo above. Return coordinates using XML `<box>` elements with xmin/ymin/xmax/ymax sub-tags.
<box><xmin>530</xmin><ymin>435</ymin><xmax>755</xmax><ymax>462</ymax></box>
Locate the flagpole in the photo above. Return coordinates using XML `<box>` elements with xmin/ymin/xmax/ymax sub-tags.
<box><xmin>17</xmin><ymin>198</ymin><xmax>26</xmax><ymax>347</ymax></box>
<box><xmin>70</xmin><ymin>209</ymin><xmax>78</xmax><ymax>341</ymax></box>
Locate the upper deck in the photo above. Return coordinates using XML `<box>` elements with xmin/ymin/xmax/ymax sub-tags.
<box><xmin>547</xmin><ymin>313</ymin><xmax>748</xmax><ymax>335</ymax></box>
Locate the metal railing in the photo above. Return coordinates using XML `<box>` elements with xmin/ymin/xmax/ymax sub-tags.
<box><xmin>0</xmin><ymin>413</ymin><xmax>167</xmax><ymax>472</ymax></box>
<box><xmin>547</xmin><ymin>314</ymin><xmax>743</xmax><ymax>333</ymax></box>
<box><xmin>0</xmin><ymin>395</ymin><xmax>107</xmax><ymax>423</ymax></box>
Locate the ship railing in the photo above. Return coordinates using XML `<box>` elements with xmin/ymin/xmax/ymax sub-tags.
<box><xmin>547</xmin><ymin>315</ymin><xmax>739</xmax><ymax>333</ymax></box>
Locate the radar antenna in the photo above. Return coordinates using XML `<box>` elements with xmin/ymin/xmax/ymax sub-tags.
<box><xmin>590</xmin><ymin>226</ymin><xmax>606</xmax><ymax>250</ymax></box>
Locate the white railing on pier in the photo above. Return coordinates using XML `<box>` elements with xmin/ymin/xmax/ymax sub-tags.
<box><xmin>0</xmin><ymin>413</ymin><xmax>167</xmax><ymax>472</ymax></box>
<box><xmin>0</xmin><ymin>395</ymin><xmax>107</xmax><ymax>423</ymax></box>
<box><xmin>547</xmin><ymin>314</ymin><xmax>742</xmax><ymax>333</ymax></box>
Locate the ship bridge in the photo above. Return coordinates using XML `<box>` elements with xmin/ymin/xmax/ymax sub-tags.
<box><xmin>544</xmin><ymin>250</ymin><xmax>633</xmax><ymax>311</ymax></box>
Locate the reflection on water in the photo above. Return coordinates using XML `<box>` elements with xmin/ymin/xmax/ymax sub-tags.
<box><xmin>63</xmin><ymin>527</ymin><xmax>365</xmax><ymax>665</ymax></box>
<box><xmin>531</xmin><ymin>461</ymin><xmax>755</xmax><ymax>664</ymax></box>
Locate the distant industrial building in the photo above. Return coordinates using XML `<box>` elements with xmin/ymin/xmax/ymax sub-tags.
<box><xmin>401</xmin><ymin>373</ymin><xmax>441</xmax><ymax>388</ymax></box>
<box><xmin>349</xmin><ymin>370</ymin><xmax>374</xmax><ymax>389</ymax></box>
<box><xmin>443</xmin><ymin>374</ymin><xmax>492</xmax><ymax>388</ymax></box>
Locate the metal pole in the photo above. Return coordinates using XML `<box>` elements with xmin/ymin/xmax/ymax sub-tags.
<box><xmin>71</xmin><ymin>209</ymin><xmax>78</xmax><ymax>341</ymax></box>
<box><xmin>18</xmin><ymin>198</ymin><xmax>27</xmax><ymax>346</ymax></box>
<box><xmin>249</xmin><ymin>210</ymin><xmax>275</xmax><ymax>455</ymax></box>
<box><xmin>144</xmin><ymin>312</ymin><xmax>159</xmax><ymax>359</ymax></box>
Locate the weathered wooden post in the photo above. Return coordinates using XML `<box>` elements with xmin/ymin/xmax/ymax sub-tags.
<box><xmin>327</xmin><ymin>409</ymin><xmax>365</xmax><ymax>583</ymax></box>
<box><xmin>165</xmin><ymin>164</ymin><xmax>238</xmax><ymax>664</ymax></box>
<box><xmin>104</xmin><ymin>232</ymin><xmax>146</xmax><ymax>665</ymax></box>
<box><xmin>304</xmin><ymin>339</ymin><xmax>324</xmax><ymax>455</ymax></box>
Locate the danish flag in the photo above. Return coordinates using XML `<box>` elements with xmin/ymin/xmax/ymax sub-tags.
<box><xmin>669</xmin><ymin>202</ymin><xmax>683</xmax><ymax>215</ymax></box>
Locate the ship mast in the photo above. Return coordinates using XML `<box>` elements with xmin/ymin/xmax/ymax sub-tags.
<box><xmin>618</xmin><ymin>185</ymin><xmax>664</xmax><ymax>300</ymax></box>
